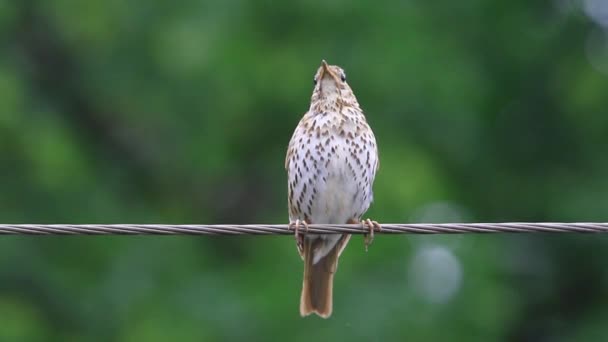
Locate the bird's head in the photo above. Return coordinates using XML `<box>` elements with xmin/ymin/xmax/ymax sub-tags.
<box><xmin>310</xmin><ymin>60</ymin><xmax>359</xmax><ymax>111</ymax></box>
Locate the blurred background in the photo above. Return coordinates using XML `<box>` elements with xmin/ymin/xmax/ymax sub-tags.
<box><xmin>1</xmin><ymin>0</ymin><xmax>608</xmax><ymax>340</ymax></box>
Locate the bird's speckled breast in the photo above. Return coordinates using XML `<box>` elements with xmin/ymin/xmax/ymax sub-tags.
<box><xmin>287</xmin><ymin>107</ymin><xmax>377</xmax><ymax>226</ymax></box>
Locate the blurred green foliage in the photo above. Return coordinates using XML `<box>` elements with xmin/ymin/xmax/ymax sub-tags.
<box><xmin>1</xmin><ymin>0</ymin><xmax>608</xmax><ymax>341</ymax></box>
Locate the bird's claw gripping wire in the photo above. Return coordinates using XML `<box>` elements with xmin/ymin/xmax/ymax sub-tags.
<box><xmin>362</xmin><ymin>218</ymin><xmax>381</xmax><ymax>252</ymax></box>
<box><xmin>289</xmin><ymin>219</ymin><xmax>309</xmax><ymax>254</ymax></box>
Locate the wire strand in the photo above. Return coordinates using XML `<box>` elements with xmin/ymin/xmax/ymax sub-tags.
<box><xmin>0</xmin><ymin>223</ymin><xmax>607</xmax><ymax>235</ymax></box>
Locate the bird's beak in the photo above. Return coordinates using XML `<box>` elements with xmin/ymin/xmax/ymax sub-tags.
<box><xmin>321</xmin><ymin>60</ymin><xmax>330</xmax><ymax>73</ymax></box>
<box><xmin>319</xmin><ymin>60</ymin><xmax>339</xmax><ymax>83</ymax></box>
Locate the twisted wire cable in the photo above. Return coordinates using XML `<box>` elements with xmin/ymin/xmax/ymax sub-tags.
<box><xmin>0</xmin><ymin>222</ymin><xmax>608</xmax><ymax>235</ymax></box>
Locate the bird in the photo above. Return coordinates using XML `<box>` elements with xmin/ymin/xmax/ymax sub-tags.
<box><xmin>285</xmin><ymin>60</ymin><xmax>380</xmax><ymax>318</ymax></box>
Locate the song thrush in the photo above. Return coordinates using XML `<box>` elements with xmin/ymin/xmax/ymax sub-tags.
<box><xmin>285</xmin><ymin>60</ymin><xmax>380</xmax><ymax>318</ymax></box>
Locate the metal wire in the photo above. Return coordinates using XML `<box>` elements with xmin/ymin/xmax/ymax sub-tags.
<box><xmin>1</xmin><ymin>222</ymin><xmax>608</xmax><ymax>235</ymax></box>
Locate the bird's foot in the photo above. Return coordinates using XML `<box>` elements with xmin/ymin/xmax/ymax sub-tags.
<box><xmin>289</xmin><ymin>219</ymin><xmax>309</xmax><ymax>254</ymax></box>
<box><xmin>362</xmin><ymin>218</ymin><xmax>381</xmax><ymax>252</ymax></box>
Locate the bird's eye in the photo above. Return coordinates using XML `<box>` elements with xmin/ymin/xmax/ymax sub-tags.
<box><xmin>340</xmin><ymin>73</ymin><xmax>346</xmax><ymax>82</ymax></box>
<box><xmin>313</xmin><ymin>78</ymin><xmax>317</xmax><ymax>85</ymax></box>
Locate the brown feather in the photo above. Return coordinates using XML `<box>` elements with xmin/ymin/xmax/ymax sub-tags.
<box><xmin>300</xmin><ymin>234</ymin><xmax>350</xmax><ymax>318</ymax></box>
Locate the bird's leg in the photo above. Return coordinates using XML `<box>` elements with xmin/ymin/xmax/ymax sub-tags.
<box><xmin>288</xmin><ymin>219</ymin><xmax>302</xmax><ymax>252</ymax></box>
<box><xmin>362</xmin><ymin>218</ymin><xmax>381</xmax><ymax>252</ymax></box>
<box><xmin>298</xmin><ymin>220</ymin><xmax>309</xmax><ymax>254</ymax></box>
<box><xmin>289</xmin><ymin>219</ymin><xmax>309</xmax><ymax>255</ymax></box>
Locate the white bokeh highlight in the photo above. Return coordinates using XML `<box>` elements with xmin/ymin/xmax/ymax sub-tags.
<box><xmin>584</xmin><ymin>0</ymin><xmax>608</xmax><ymax>27</ymax></box>
<box><xmin>410</xmin><ymin>201</ymin><xmax>468</xmax><ymax>224</ymax></box>
<box><xmin>409</xmin><ymin>244</ymin><xmax>463</xmax><ymax>304</ymax></box>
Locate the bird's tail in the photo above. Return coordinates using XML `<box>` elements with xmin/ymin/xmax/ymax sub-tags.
<box><xmin>300</xmin><ymin>234</ymin><xmax>350</xmax><ymax>318</ymax></box>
